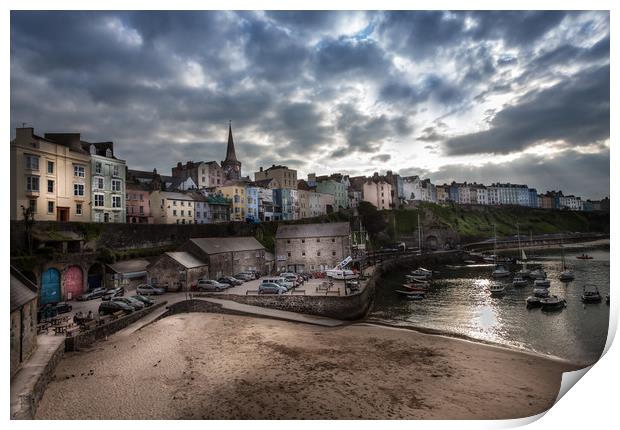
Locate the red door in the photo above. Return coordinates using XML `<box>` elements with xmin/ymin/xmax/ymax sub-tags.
<box><xmin>65</xmin><ymin>266</ymin><xmax>83</xmax><ymax>300</ymax></box>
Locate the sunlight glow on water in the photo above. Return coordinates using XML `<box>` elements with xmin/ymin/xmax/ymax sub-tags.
<box><xmin>369</xmin><ymin>245</ymin><xmax>610</xmax><ymax>363</ymax></box>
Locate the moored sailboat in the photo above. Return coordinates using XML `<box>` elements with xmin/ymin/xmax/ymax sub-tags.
<box><xmin>559</xmin><ymin>236</ymin><xmax>575</xmax><ymax>281</ymax></box>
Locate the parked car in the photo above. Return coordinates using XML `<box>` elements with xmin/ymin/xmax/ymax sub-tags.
<box><xmin>131</xmin><ymin>295</ymin><xmax>155</xmax><ymax>307</ymax></box>
<box><xmin>98</xmin><ymin>300</ymin><xmax>133</xmax><ymax>316</ymax></box>
<box><xmin>258</xmin><ymin>282</ymin><xmax>287</xmax><ymax>295</ymax></box>
<box><xmin>233</xmin><ymin>273</ymin><xmax>254</xmax><ymax>282</ymax></box>
<box><xmin>54</xmin><ymin>302</ymin><xmax>73</xmax><ymax>314</ymax></box>
<box><xmin>279</xmin><ymin>273</ymin><xmax>301</xmax><ymax>287</ymax></box>
<box><xmin>197</xmin><ymin>279</ymin><xmax>229</xmax><ymax>292</ymax></box>
<box><xmin>217</xmin><ymin>277</ymin><xmax>239</xmax><ymax>287</ymax></box>
<box><xmin>136</xmin><ymin>284</ymin><xmax>165</xmax><ymax>296</ymax></box>
<box><xmin>112</xmin><ymin>297</ymin><xmax>145</xmax><ymax>311</ymax></box>
<box><xmin>261</xmin><ymin>277</ymin><xmax>293</xmax><ymax>291</ymax></box>
<box><xmin>102</xmin><ymin>287</ymin><xmax>125</xmax><ymax>301</ymax></box>
<box><xmin>77</xmin><ymin>287</ymin><xmax>107</xmax><ymax>301</ymax></box>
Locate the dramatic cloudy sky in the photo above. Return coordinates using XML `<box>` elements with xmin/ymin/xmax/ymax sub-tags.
<box><xmin>10</xmin><ymin>11</ymin><xmax>610</xmax><ymax>198</ymax></box>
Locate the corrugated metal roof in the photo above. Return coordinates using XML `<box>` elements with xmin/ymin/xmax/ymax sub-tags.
<box><xmin>11</xmin><ymin>274</ymin><xmax>37</xmax><ymax>312</ymax></box>
<box><xmin>108</xmin><ymin>259</ymin><xmax>150</xmax><ymax>274</ymax></box>
<box><xmin>165</xmin><ymin>252</ymin><xmax>208</xmax><ymax>269</ymax></box>
<box><xmin>276</xmin><ymin>222</ymin><xmax>351</xmax><ymax>239</ymax></box>
<box><xmin>189</xmin><ymin>236</ymin><xmax>265</xmax><ymax>255</ymax></box>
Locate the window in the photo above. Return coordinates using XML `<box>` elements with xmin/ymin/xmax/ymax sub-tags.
<box><xmin>94</xmin><ymin>194</ymin><xmax>104</xmax><ymax>207</ymax></box>
<box><xmin>188</xmin><ymin>211</ymin><xmax>192</xmax><ymax>216</ymax></box>
<box><xmin>197</xmin><ymin>212</ymin><xmax>201</xmax><ymax>218</ymax></box>
<box><xmin>301</xmin><ymin>239</ymin><xmax>305</xmax><ymax>243</ymax></box>
<box><xmin>287</xmin><ymin>239</ymin><xmax>290</xmax><ymax>244</ymax></box>
<box><xmin>95</xmin><ymin>177</ymin><xmax>104</xmax><ymax>190</ymax></box>
<box><xmin>47</xmin><ymin>161</ymin><xmax>54</xmax><ymax>174</ymax></box>
<box><xmin>25</xmin><ymin>154</ymin><xmax>39</xmax><ymax>170</ymax></box>
<box><xmin>47</xmin><ymin>201</ymin><xmax>54</xmax><ymax>214</ymax></box>
<box><xmin>76</xmin><ymin>203</ymin><xmax>83</xmax><ymax>215</ymax></box>
<box><xmin>28</xmin><ymin>199</ymin><xmax>36</xmax><ymax>212</ymax></box>
<box><xmin>139</xmin><ymin>206</ymin><xmax>144</xmax><ymax>215</ymax></box>
<box><xmin>317</xmin><ymin>251</ymin><xmax>321</xmax><ymax>256</ymax></box>
<box><xmin>26</xmin><ymin>176</ymin><xmax>39</xmax><ymax>192</ymax></box>
<box><xmin>173</xmin><ymin>210</ymin><xmax>177</xmax><ymax>216</ymax></box>
<box><xmin>112</xmin><ymin>196</ymin><xmax>121</xmax><ymax>208</ymax></box>
<box><xmin>302</xmin><ymin>252</ymin><xmax>306</xmax><ymax>256</ymax></box>
<box><xmin>47</xmin><ymin>180</ymin><xmax>54</xmax><ymax>193</ymax></box>
<box><xmin>139</xmin><ymin>194</ymin><xmax>143</xmax><ymax>201</ymax></box>
<box><xmin>176</xmin><ymin>219</ymin><xmax>179</xmax><ymax>224</ymax></box>
<box><xmin>74</xmin><ymin>183</ymin><xmax>84</xmax><ymax>196</ymax></box>
<box><xmin>95</xmin><ymin>162</ymin><xmax>102</xmax><ymax>174</ymax></box>
<box><xmin>181</xmin><ymin>201</ymin><xmax>184</xmax><ymax>206</ymax></box>
<box><xmin>74</xmin><ymin>165</ymin><xmax>85</xmax><ymax>178</ymax></box>
<box><xmin>188</xmin><ymin>202</ymin><xmax>192</xmax><ymax>207</ymax></box>
<box><xmin>287</xmin><ymin>252</ymin><xmax>291</xmax><ymax>257</ymax></box>
<box><xmin>181</xmin><ymin>210</ymin><xmax>184</xmax><ymax>216</ymax></box>
<box><xmin>317</xmin><ymin>238</ymin><xmax>320</xmax><ymax>243</ymax></box>
<box><xmin>332</xmin><ymin>251</ymin><xmax>336</xmax><ymax>256</ymax></box>
<box><xmin>113</xmin><ymin>165</ymin><xmax>119</xmax><ymax>176</ymax></box>
<box><xmin>203</xmin><ymin>211</ymin><xmax>207</xmax><ymax>218</ymax></box>
<box><xmin>112</xmin><ymin>179</ymin><xmax>121</xmax><ymax>192</ymax></box>
<box><xmin>331</xmin><ymin>238</ymin><xmax>335</xmax><ymax>242</ymax></box>
<box><xmin>173</xmin><ymin>201</ymin><xmax>177</xmax><ymax>206</ymax></box>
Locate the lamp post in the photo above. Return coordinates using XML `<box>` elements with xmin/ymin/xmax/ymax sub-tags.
<box><xmin>178</xmin><ymin>268</ymin><xmax>188</xmax><ymax>301</ymax></box>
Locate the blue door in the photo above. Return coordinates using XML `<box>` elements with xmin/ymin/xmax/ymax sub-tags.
<box><xmin>41</xmin><ymin>268</ymin><xmax>61</xmax><ymax>305</ymax></box>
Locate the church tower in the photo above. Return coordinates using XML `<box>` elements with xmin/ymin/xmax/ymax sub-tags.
<box><xmin>221</xmin><ymin>121</ymin><xmax>241</xmax><ymax>180</ymax></box>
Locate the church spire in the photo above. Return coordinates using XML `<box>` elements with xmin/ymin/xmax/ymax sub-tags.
<box><xmin>221</xmin><ymin>120</ymin><xmax>241</xmax><ymax>180</ymax></box>
<box><xmin>225</xmin><ymin>120</ymin><xmax>237</xmax><ymax>162</ymax></box>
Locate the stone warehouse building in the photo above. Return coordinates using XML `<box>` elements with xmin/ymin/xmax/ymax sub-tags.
<box><xmin>275</xmin><ymin>222</ymin><xmax>352</xmax><ymax>273</ymax></box>
<box><xmin>147</xmin><ymin>252</ymin><xmax>209</xmax><ymax>291</ymax></box>
<box><xmin>178</xmin><ymin>236</ymin><xmax>267</xmax><ymax>278</ymax></box>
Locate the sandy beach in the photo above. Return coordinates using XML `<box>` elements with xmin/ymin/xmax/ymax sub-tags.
<box><xmin>35</xmin><ymin>313</ymin><xmax>580</xmax><ymax>420</ymax></box>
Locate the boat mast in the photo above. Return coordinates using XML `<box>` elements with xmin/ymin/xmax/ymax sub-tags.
<box><xmin>417</xmin><ymin>212</ymin><xmax>422</xmax><ymax>255</ymax></box>
<box><xmin>517</xmin><ymin>222</ymin><xmax>521</xmax><ymax>259</ymax></box>
<box><xmin>493</xmin><ymin>223</ymin><xmax>497</xmax><ymax>264</ymax></box>
<box><xmin>561</xmin><ymin>234</ymin><xmax>566</xmax><ymax>271</ymax></box>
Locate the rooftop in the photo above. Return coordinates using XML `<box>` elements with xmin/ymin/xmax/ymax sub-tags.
<box><xmin>165</xmin><ymin>252</ymin><xmax>207</xmax><ymax>269</ymax></box>
<box><xmin>276</xmin><ymin>222</ymin><xmax>351</xmax><ymax>239</ymax></box>
<box><xmin>10</xmin><ymin>267</ymin><xmax>37</xmax><ymax>312</ymax></box>
<box><xmin>189</xmin><ymin>236</ymin><xmax>265</xmax><ymax>255</ymax></box>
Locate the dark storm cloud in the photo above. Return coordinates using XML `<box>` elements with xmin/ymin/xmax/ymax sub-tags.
<box><xmin>10</xmin><ymin>11</ymin><xmax>610</xmax><ymax>198</ymax></box>
<box><xmin>336</xmin><ymin>103</ymin><xmax>410</xmax><ymax>154</ymax></box>
<box><xmin>376</xmin><ymin>11</ymin><xmax>466</xmax><ymax>60</ymax></box>
<box><xmin>467</xmin><ymin>11</ymin><xmax>568</xmax><ymax>46</ymax></box>
<box><xmin>312</xmin><ymin>36</ymin><xmax>394</xmax><ymax>80</ymax></box>
<box><xmin>443</xmin><ymin>64</ymin><xmax>610</xmax><ymax>155</ymax></box>
<box><xmin>370</xmin><ymin>154</ymin><xmax>391</xmax><ymax>163</ymax></box>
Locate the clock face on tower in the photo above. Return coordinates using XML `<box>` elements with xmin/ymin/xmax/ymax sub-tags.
<box><xmin>223</xmin><ymin>162</ymin><xmax>241</xmax><ymax>180</ymax></box>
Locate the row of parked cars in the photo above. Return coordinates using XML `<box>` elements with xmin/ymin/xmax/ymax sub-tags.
<box><xmin>98</xmin><ymin>294</ymin><xmax>156</xmax><ymax>316</ymax></box>
<box><xmin>258</xmin><ymin>272</ymin><xmax>309</xmax><ymax>295</ymax></box>
<box><xmin>191</xmin><ymin>270</ymin><xmax>262</xmax><ymax>292</ymax></box>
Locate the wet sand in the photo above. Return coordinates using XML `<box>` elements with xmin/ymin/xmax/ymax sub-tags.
<box><xmin>35</xmin><ymin>313</ymin><xmax>580</xmax><ymax>420</ymax></box>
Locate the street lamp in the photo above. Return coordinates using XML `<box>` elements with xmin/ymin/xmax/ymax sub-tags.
<box><xmin>178</xmin><ymin>268</ymin><xmax>188</xmax><ymax>301</ymax></box>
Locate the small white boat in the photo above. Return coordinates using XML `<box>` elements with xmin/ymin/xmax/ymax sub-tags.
<box><xmin>411</xmin><ymin>268</ymin><xmax>433</xmax><ymax>278</ymax></box>
<box><xmin>492</xmin><ymin>265</ymin><xmax>510</xmax><ymax>278</ymax></box>
<box><xmin>396</xmin><ymin>290</ymin><xmax>425</xmax><ymax>299</ymax></box>
<box><xmin>530</xmin><ymin>269</ymin><xmax>547</xmax><ymax>280</ymax></box>
<box><xmin>559</xmin><ymin>270</ymin><xmax>575</xmax><ymax>282</ymax></box>
<box><xmin>540</xmin><ymin>295</ymin><xmax>566</xmax><ymax>311</ymax></box>
<box><xmin>533</xmin><ymin>287</ymin><xmax>550</xmax><ymax>298</ymax></box>
<box><xmin>517</xmin><ymin>268</ymin><xmax>531</xmax><ymax>278</ymax></box>
<box><xmin>533</xmin><ymin>279</ymin><xmax>551</xmax><ymax>288</ymax></box>
<box><xmin>581</xmin><ymin>285</ymin><xmax>602</xmax><ymax>303</ymax></box>
<box><xmin>489</xmin><ymin>284</ymin><xmax>505</xmax><ymax>295</ymax></box>
<box><xmin>483</xmin><ymin>255</ymin><xmax>497</xmax><ymax>263</ymax></box>
<box><xmin>405</xmin><ymin>275</ymin><xmax>430</xmax><ymax>284</ymax></box>
<box><xmin>464</xmin><ymin>260</ymin><xmax>476</xmax><ymax>264</ymax></box>
<box><xmin>512</xmin><ymin>276</ymin><xmax>528</xmax><ymax>287</ymax></box>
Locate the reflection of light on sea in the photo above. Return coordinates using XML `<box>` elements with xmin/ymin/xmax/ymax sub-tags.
<box><xmin>467</xmin><ymin>278</ymin><xmax>505</xmax><ymax>343</ymax></box>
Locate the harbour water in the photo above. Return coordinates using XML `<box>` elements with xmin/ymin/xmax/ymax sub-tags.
<box><xmin>368</xmin><ymin>244</ymin><xmax>610</xmax><ymax>364</ymax></box>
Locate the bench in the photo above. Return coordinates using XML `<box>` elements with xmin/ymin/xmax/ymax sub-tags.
<box><xmin>290</xmin><ymin>289</ymin><xmax>306</xmax><ymax>295</ymax></box>
<box><xmin>325</xmin><ymin>289</ymin><xmax>341</xmax><ymax>296</ymax></box>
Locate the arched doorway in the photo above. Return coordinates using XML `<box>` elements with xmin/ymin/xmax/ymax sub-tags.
<box><xmin>65</xmin><ymin>266</ymin><xmax>83</xmax><ymax>300</ymax></box>
<box><xmin>425</xmin><ymin>235</ymin><xmax>439</xmax><ymax>251</ymax></box>
<box><xmin>41</xmin><ymin>268</ymin><xmax>61</xmax><ymax>305</ymax></box>
<box><xmin>88</xmin><ymin>263</ymin><xmax>104</xmax><ymax>291</ymax></box>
